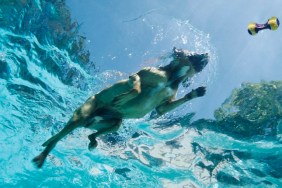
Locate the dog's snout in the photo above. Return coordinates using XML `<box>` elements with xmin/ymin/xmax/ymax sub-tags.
<box><xmin>200</xmin><ymin>53</ymin><xmax>209</xmax><ymax>63</ymax></box>
<box><xmin>190</xmin><ymin>53</ymin><xmax>209</xmax><ymax>73</ymax></box>
<box><xmin>198</xmin><ymin>53</ymin><xmax>209</xmax><ymax>60</ymax></box>
<box><xmin>202</xmin><ymin>53</ymin><xmax>209</xmax><ymax>58</ymax></box>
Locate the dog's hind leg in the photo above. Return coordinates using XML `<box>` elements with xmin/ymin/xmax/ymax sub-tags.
<box><xmin>87</xmin><ymin>118</ymin><xmax>122</xmax><ymax>150</ymax></box>
<box><xmin>32</xmin><ymin>119</ymin><xmax>81</xmax><ymax>168</ymax></box>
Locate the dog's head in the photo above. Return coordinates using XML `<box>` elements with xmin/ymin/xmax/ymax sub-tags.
<box><xmin>163</xmin><ymin>48</ymin><xmax>208</xmax><ymax>84</ymax></box>
<box><xmin>171</xmin><ymin>47</ymin><xmax>209</xmax><ymax>74</ymax></box>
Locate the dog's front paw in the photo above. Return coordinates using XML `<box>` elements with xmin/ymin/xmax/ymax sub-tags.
<box><xmin>185</xmin><ymin>86</ymin><xmax>206</xmax><ymax>100</ymax></box>
<box><xmin>194</xmin><ymin>86</ymin><xmax>206</xmax><ymax>97</ymax></box>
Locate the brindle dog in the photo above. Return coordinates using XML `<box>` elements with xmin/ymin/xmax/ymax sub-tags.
<box><xmin>33</xmin><ymin>48</ymin><xmax>209</xmax><ymax>168</ymax></box>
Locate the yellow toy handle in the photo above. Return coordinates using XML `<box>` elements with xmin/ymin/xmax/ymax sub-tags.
<box><xmin>248</xmin><ymin>23</ymin><xmax>258</xmax><ymax>35</ymax></box>
<box><xmin>268</xmin><ymin>17</ymin><xmax>280</xmax><ymax>30</ymax></box>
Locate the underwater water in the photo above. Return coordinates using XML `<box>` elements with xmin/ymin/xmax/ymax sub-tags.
<box><xmin>0</xmin><ymin>0</ymin><xmax>282</xmax><ymax>187</ymax></box>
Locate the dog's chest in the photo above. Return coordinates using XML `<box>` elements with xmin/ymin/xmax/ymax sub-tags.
<box><xmin>148</xmin><ymin>83</ymin><xmax>175</xmax><ymax>101</ymax></box>
<box><xmin>119</xmin><ymin>83</ymin><xmax>175</xmax><ymax>118</ymax></box>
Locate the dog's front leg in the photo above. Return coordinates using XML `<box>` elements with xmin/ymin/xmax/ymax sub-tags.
<box><xmin>155</xmin><ymin>86</ymin><xmax>206</xmax><ymax>116</ymax></box>
<box><xmin>113</xmin><ymin>74</ymin><xmax>141</xmax><ymax>106</ymax></box>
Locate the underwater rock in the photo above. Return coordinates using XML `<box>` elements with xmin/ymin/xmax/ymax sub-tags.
<box><xmin>190</xmin><ymin>81</ymin><xmax>282</xmax><ymax>138</ymax></box>
<box><xmin>213</xmin><ymin>81</ymin><xmax>282</xmax><ymax>138</ymax></box>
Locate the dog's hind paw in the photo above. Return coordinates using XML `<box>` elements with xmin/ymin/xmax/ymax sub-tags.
<box><xmin>88</xmin><ymin>140</ymin><xmax>98</xmax><ymax>151</ymax></box>
<box><xmin>32</xmin><ymin>153</ymin><xmax>47</xmax><ymax>168</ymax></box>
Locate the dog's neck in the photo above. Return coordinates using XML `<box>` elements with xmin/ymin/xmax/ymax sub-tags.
<box><xmin>161</xmin><ymin>63</ymin><xmax>190</xmax><ymax>88</ymax></box>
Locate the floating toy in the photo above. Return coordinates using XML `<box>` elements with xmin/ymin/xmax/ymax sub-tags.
<box><xmin>248</xmin><ymin>17</ymin><xmax>280</xmax><ymax>35</ymax></box>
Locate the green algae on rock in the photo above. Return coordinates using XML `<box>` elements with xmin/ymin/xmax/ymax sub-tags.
<box><xmin>214</xmin><ymin>81</ymin><xmax>282</xmax><ymax>137</ymax></box>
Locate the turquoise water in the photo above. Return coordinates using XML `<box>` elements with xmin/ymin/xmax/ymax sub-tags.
<box><xmin>0</xmin><ymin>1</ymin><xmax>282</xmax><ymax>187</ymax></box>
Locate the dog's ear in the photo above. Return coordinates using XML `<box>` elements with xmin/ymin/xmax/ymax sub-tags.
<box><xmin>172</xmin><ymin>47</ymin><xmax>178</xmax><ymax>58</ymax></box>
<box><xmin>172</xmin><ymin>47</ymin><xmax>185</xmax><ymax>59</ymax></box>
<box><xmin>172</xmin><ymin>47</ymin><xmax>183</xmax><ymax>53</ymax></box>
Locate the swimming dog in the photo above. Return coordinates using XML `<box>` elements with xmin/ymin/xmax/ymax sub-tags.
<box><xmin>33</xmin><ymin>47</ymin><xmax>209</xmax><ymax>168</ymax></box>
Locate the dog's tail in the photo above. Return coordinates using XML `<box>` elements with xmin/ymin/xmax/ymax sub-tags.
<box><xmin>32</xmin><ymin>120</ymin><xmax>79</xmax><ymax>168</ymax></box>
